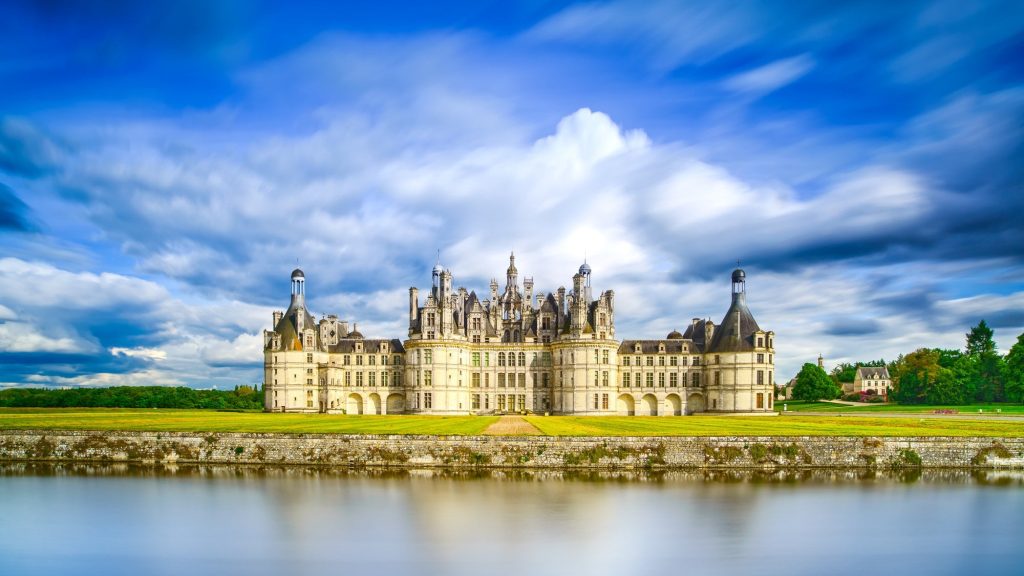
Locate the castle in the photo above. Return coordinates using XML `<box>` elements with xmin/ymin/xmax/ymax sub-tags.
<box><xmin>263</xmin><ymin>254</ymin><xmax>776</xmax><ymax>415</ymax></box>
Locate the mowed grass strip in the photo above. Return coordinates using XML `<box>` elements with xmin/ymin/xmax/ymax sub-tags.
<box><xmin>523</xmin><ymin>415</ymin><xmax>1024</xmax><ymax>437</ymax></box>
<box><xmin>0</xmin><ymin>409</ymin><xmax>497</xmax><ymax>435</ymax></box>
<box><xmin>777</xmin><ymin>401</ymin><xmax>1024</xmax><ymax>414</ymax></box>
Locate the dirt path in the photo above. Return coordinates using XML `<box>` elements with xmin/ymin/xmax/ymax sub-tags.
<box><xmin>483</xmin><ymin>415</ymin><xmax>543</xmax><ymax>436</ymax></box>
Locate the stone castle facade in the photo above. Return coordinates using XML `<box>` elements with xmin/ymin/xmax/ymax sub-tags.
<box><xmin>263</xmin><ymin>254</ymin><xmax>776</xmax><ymax>416</ymax></box>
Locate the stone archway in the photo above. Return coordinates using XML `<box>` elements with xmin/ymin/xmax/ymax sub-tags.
<box><xmin>640</xmin><ymin>394</ymin><xmax>658</xmax><ymax>416</ymax></box>
<box><xmin>368</xmin><ymin>393</ymin><xmax>382</xmax><ymax>415</ymax></box>
<box><xmin>347</xmin><ymin>393</ymin><xmax>363</xmax><ymax>415</ymax></box>
<box><xmin>386</xmin><ymin>393</ymin><xmax>405</xmax><ymax>414</ymax></box>
<box><xmin>665</xmin><ymin>393</ymin><xmax>682</xmax><ymax>416</ymax></box>
<box><xmin>686</xmin><ymin>393</ymin><xmax>705</xmax><ymax>415</ymax></box>
<box><xmin>616</xmin><ymin>394</ymin><xmax>635</xmax><ymax>416</ymax></box>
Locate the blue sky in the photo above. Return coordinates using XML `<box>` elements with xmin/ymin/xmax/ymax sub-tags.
<box><xmin>1</xmin><ymin>0</ymin><xmax>1022</xmax><ymax>388</ymax></box>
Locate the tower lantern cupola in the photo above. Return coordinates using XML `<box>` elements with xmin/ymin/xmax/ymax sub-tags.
<box><xmin>731</xmin><ymin>268</ymin><xmax>746</xmax><ymax>301</ymax></box>
<box><xmin>291</xmin><ymin>268</ymin><xmax>306</xmax><ymax>308</ymax></box>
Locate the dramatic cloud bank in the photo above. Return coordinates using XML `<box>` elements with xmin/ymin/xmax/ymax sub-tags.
<box><xmin>0</xmin><ymin>1</ymin><xmax>1021</xmax><ymax>388</ymax></box>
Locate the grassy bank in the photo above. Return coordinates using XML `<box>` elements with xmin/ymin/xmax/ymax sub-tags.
<box><xmin>522</xmin><ymin>415</ymin><xmax>1024</xmax><ymax>437</ymax></box>
<box><xmin>0</xmin><ymin>409</ymin><xmax>498</xmax><ymax>435</ymax></box>
<box><xmin>1</xmin><ymin>408</ymin><xmax>1022</xmax><ymax>437</ymax></box>
<box><xmin>777</xmin><ymin>400</ymin><xmax>1024</xmax><ymax>414</ymax></box>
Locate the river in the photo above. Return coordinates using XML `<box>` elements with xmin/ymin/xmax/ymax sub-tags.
<box><xmin>1</xmin><ymin>464</ymin><xmax>1021</xmax><ymax>576</ymax></box>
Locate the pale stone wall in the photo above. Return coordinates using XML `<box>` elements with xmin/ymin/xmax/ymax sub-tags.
<box><xmin>2</xmin><ymin>431</ymin><xmax>1022</xmax><ymax>470</ymax></box>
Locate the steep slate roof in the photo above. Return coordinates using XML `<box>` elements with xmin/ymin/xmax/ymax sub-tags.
<box><xmin>681</xmin><ymin>320</ymin><xmax>710</xmax><ymax>353</ymax></box>
<box><xmin>617</xmin><ymin>340</ymin><xmax>693</xmax><ymax>354</ymax></box>
<box><xmin>707</xmin><ymin>295</ymin><xmax>761</xmax><ymax>353</ymax></box>
<box><xmin>327</xmin><ymin>338</ymin><xmax>405</xmax><ymax>354</ymax></box>
<box><xmin>856</xmin><ymin>366</ymin><xmax>890</xmax><ymax>380</ymax></box>
<box><xmin>270</xmin><ymin>304</ymin><xmax>319</xmax><ymax>351</ymax></box>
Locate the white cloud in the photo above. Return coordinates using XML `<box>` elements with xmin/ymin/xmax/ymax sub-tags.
<box><xmin>723</xmin><ymin>55</ymin><xmax>815</xmax><ymax>94</ymax></box>
<box><xmin>110</xmin><ymin>346</ymin><xmax>167</xmax><ymax>361</ymax></box>
<box><xmin>0</xmin><ymin>321</ymin><xmax>90</xmax><ymax>353</ymax></box>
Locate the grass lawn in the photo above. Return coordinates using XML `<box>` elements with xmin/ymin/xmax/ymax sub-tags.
<box><xmin>523</xmin><ymin>415</ymin><xmax>1024</xmax><ymax>437</ymax></box>
<box><xmin>777</xmin><ymin>400</ymin><xmax>1024</xmax><ymax>414</ymax></box>
<box><xmin>1</xmin><ymin>408</ymin><xmax>1021</xmax><ymax>437</ymax></box>
<box><xmin>0</xmin><ymin>408</ymin><xmax>498</xmax><ymax>436</ymax></box>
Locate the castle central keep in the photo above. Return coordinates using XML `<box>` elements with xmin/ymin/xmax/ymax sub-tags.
<box><xmin>263</xmin><ymin>254</ymin><xmax>775</xmax><ymax>415</ymax></box>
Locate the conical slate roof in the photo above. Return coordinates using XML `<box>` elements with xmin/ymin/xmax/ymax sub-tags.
<box><xmin>271</xmin><ymin>304</ymin><xmax>318</xmax><ymax>351</ymax></box>
<box><xmin>707</xmin><ymin>293</ymin><xmax>761</xmax><ymax>353</ymax></box>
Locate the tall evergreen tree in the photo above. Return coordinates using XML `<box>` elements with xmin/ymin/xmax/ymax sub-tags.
<box><xmin>1005</xmin><ymin>332</ymin><xmax>1024</xmax><ymax>404</ymax></box>
<box><xmin>964</xmin><ymin>320</ymin><xmax>1005</xmax><ymax>402</ymax></box>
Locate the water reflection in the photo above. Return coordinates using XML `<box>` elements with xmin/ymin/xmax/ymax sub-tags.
<box><xmin>1</xmin><ymin>464</ymin><xmax>1021</xmax><ymax>576</ymax></box>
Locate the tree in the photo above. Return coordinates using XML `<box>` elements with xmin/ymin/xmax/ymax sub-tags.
<box><xmin>964</xmin><ymin>320</ymin><xmax>1005</xmax><ymax>402</ymax></box>
<box><xmin>792</xmin><ymin>363</ymin><xmax>840</xmax><ymax>401</ymax></box>
<box><xmin>892</xmin><ymin>348</ymin><xmax>942</xmax><ymax>405</ymax></box>
<box><xmin>966</xmin><ymin>320</ymin><xmax>996</xmax><ymax>356</ymax></box>
<box><xmin>1005</xmin><ymin>332</ymin><xmax>1024</xmax><ymax>404</ymax></box>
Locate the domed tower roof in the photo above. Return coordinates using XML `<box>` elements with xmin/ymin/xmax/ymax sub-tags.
<box><xmin>291</xmin><ymin>268</ymin><xmax>305</xmax><ymax>279</ymax></box>
<box><xmin>579</xmin><ymin>262</ymin><xmax>592</xmax><ymax>275</ymax></box>
<box><xmin>347</xmin><ymin>323</ymin><xmax>364</xmax><ymax>339</ymax></box>
<box><xmin>666</xmin><ymin>330</ymin><xmax>683</xmax><ymax>340</ymax></box>
<box><xmin>432</xmin><ymin>262</ymin><xmax>444</xmax><ymax>275</ymax></box>
<box><xmin>507</xmin><ymin>252</ymin><xmax>518</xmax><ymax>275</ymax></box>
<box><xmin>731</xmin><ymin>268</ymin><xmax>745</xmax><ymax>283</ymax></box>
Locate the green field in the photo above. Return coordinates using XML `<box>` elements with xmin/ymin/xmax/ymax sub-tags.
<box><xmin>0</xmin><ymin>409</ymin><xmax>498</xmax><ymax>435</ymax></box>
<box><xmin>0</xmin><ymin>408</ymin><xmax>1022</xmax><ymax>437</ymax></box>
<box><xmin>523</xmin><ymin>415</ymin><xmax>1024</xmax><ymax>437</ymax></box>
<box><xmin>777</xmin><ymin>400</ymin><xmax>1024</xmax><ymax>414</ymax></box>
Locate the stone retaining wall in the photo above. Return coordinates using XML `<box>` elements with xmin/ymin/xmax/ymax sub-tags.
<box><xmin>2</xmin><ymin>430</ymin><xmax>1023</xmax><ymax>469</ymax></box>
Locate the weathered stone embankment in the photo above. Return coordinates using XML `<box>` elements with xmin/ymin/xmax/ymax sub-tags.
<box><xmin>1</xmin><ymin>430</ymin><xmax>1022</xmax><ymax>470</ymax></box>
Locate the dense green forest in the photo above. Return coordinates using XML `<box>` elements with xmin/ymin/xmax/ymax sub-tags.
<box><xmin>0</xmin><ymin>385</ymin><xmax>263</xmax><ymax>410</ymax></box>
<box><xmin>812</xmin><ymin>321</ymin><xmax>1024</xmax><ymax>405</ymax></box>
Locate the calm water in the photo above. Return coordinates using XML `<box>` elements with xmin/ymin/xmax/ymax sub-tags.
<box><xmin>1</xmin><ymin>465</ymin><xmax>1022</xmax><ymax>576</ymax></box>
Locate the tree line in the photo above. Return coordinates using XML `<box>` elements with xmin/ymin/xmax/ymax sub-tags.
<box><xmin>790</xmin><ymin>320</ymin><xmax>1024</xmax><ymax>404</ymax></box>
<box><xmin>0</xmin><ymin>385</ymin><xmax>263</xmax><ymax>410</ymax></box>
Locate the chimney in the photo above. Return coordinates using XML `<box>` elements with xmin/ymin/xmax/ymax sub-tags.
<box><xmin>272</xmin><ymin>310</ymin><xmax>283</xmax><ymax>328</ymax></box>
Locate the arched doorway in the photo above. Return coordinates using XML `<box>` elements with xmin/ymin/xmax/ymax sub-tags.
<box><xmin>347</xmin><ymin>393</ymin><xmax>363</xmax><ymax>415</ymax></box>
<box><xmin>686</xmin><ymin>393</ymin><xmax>705</xmax><ymax>415</ymax></box>
<box><xmin>368</xmin><ymin>393</ymin><xmax>382</xmax><ymax>415</ymax></box>
<box><xmin>616</xmin><ymin>394</ymin><xmax>635</xmax><ymax>416</ymax></box>
<box><xmin>386</xmin><ymin>393</ymin><xmax>405</xmax><ymax>414</ymax></box>
<box><xmin>640</xmin><ymin>394</ymin><xmax>658</xmax><ymax>416</ymax></box>
<box><xmin>666</xmin><ymin>394</ymin><xmax>682</xmax><ymax>416</ymax></box>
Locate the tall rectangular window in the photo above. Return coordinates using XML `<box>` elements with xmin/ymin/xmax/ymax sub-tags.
<box><xmin>623</xmin><ymin>373</ymin><xmax>630</xmax><ymax>387</ymax></box>
<box><xmin>472</xmin><ymin>394</ymin><xmax>480</xmax><ymax>409</ymax></box>
<box><xmin>425</xmin><ymin>370</ymin><xmax>432</xmax><ymax>386</ymax></box>
<box><xmin>307</xmin><ymin>353</ymin><xmax>314</xmax><ymax>363</ymax></box>
<box><xmin>472</xmin><ymin>352</ymin><xmax>480</xmax><ymax>366</ymax></box>
<box><xmin>646</xmin><ymin>373</ymin><xmax>654</xmax><ymax>387</ymax></box>
<box><xmin>424</xmin><ymin>393</ymin><xmax>432</xmax><ymax>409</ymax></box>
<box><xmin>368</xmin><ymin>372</ymin><xmax>375</xmax><ymax>386</ymax></box>
<box><xmin>602</xmin><ymin>350</ymin><xmax>609</xmax><ymax>364</ymax></box>
<box><xmin>602</xmin><ymin>393</ymin><xmax>609</xmax><ymax>409</ymax></box>
<box><xmin>670</xmin><ymin>373</ymin><xmax>678</xmax><ymax>387</ymax></box>
<box><xmin>602</xmin><ymin>371</ymin><xmax>609</xmax><ymax>387</ymax></box>
<box><xmin>757</xmin><ymin>370</ymin><xmax>764</xmax><ymax>385</ymax></box>
<box><xmin>518</xmin><ymin>373</ymin><xmax>526</xmax><ymax>388</ymax></box>
<box><xmin>756</xmin><ymin>393</ymin><xmax>764</xmax><ymax>409</ymax></box>
<box><xmin>424</xmin><ymin>350</ymin><xmax>432</xmax><ymax>363</ymax></box>
<box><xmin>472</xmin><ymin>373</ymin><xmax>480</xmax><ymax>388</ymax></box>
<box><xmin>593</xmin><ymin>394</ymin><xmax>599</xmax><ymax>409</ymax></box>
<box><xmin>658</xmin><ymin>373</ymin><xmax>665</xmax><ymax>387</ymax></box>
<box><xmin>498</xmin><ymin>374</ymin><xmax>506</xmax><ymax>387</ymax></box>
